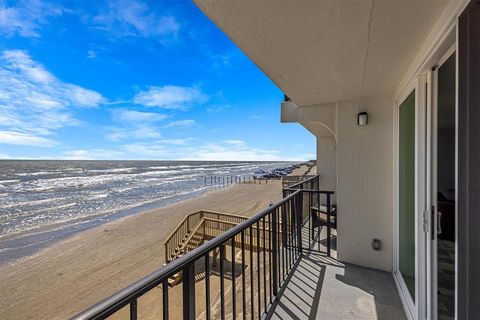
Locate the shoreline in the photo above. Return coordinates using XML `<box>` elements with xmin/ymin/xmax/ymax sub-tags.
<box><xmin>0</xmin><ymin>180</ymin><xmax>283</xmax><ymax>320</ymax></box>
<box><xmin>0</xmin><ymin>161</ymin><xmax>296</xmax><ymax>267</ymax></box>
<box><xmin>0</xmin><ymin>184</ymin><xmax>219</xmax><ymax>266</ymax></box>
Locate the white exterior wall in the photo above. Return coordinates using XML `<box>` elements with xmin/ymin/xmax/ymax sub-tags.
<box><xmin>285</xmin><ymin>97</ymin><xmax>394</xmax><ymax>271</ymax></box>
<box><xmin>336</xmin><ymin>98</ymin><xmax>394</xmax><ymax>271</ymax></box>
<box><xmin>316</xmin><ymin>136</ymin><xmax>337</xmax><ymax>194</ymax></box>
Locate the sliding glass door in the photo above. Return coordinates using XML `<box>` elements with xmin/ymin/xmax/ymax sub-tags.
<box><xmin>399</xmin><ymin>90</ymin><xmax>416</xmax><ymax>301</ymax></box>
<box><xmin>431</xmin><ymin>51</ymin><xmax>456</xmax><ymax>320</ymax></box>
<box><xmin>396</xmin><ymin>77</ymin><xmax>428</xmax><ymax>319</ymax></box>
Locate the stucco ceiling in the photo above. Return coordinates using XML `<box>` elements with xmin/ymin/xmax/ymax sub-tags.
<box><xmin>194</xmin><ymin>0</ymin><xmax>450</xmax><ymax>106</ymax></box>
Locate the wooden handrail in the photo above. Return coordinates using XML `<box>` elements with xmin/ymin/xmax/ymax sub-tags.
<box><xmin>200</xmin><ymin>210</ymin><xmax>250</xmax><ymax>221</ymax></box>
<box><xmin>162</xmin><ymin>211</ymin><xmax>202</xmax><ymax>245</ymax></box>
<box><xmin>163</xmin><ymin>210</ymin><xmax>249</xmax><ymax>245</ymax></box>
<box><xmin>173</xmin><ymin>216</ymin><xmax>273</xmax><ymax>261</ymax></box>
<box><xmin>163</xmin><ymin>210</ymin><xmax>251</xmax><ymax>263</ymax></box>
<box><xmin>177</xmin><ymin>218</ymin><xmax>239</xmax><ymax>252</ymax></box>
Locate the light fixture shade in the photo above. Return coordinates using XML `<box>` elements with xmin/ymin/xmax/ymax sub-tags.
<box><xmin>358</xmin><ymin>112</ymin><xmax>368</xmax><ymax>126</ymax></box>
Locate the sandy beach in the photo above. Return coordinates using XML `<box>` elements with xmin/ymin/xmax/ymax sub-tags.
<box><xmin>0</xmin><ymin>161</ymin><xmax>316</xmax><ymax>320</ymax></box>
<box><xmin>0</xmin><ymin>179</ymin><xmax>284</xmax><ymax>320</ymax></box>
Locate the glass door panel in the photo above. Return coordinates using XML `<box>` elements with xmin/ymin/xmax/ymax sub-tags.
<box><xmin>435</xmin><ymin>52</ymin><xmax>456</xmax><ymax>320</ymax></box>
<box><xmin>399</xmin><ymin>90</ymin><xmax>416</xmax><ymax>300</ymax></box>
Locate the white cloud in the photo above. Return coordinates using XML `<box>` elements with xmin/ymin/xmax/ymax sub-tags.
<box><xmin>0</xmin><ymin>0</ymin><xmax>65</xmax><ymax>38</ymax></box>
<box><xmin>133</xmin><ymin>85</ymin><xmax>207</xmax><ymax>110</ymax></box>
<box><xmin>179</xmin><ymin>140</ymin><xmax>308</xmax><ymax>161</ymax></box>
<box><xmin>122</xmin><ymin>143</ymin><xmax>168</xmax><ymax>158</ymax></box>
<box><xmin>119</xmin><ymin>139</ymin><xmax>308</xmax><ymax>161</ymax></box>
<box><xmin>223</xmin><ymin>140</ymin><xmax>245</xmax><ymax>146</ymax></box>
<box><xmin>113</xmin><ymin>109</ymin><xmax>168</xmax><ymax>122</ymax></box>
<box><xmin>164</xmin><ymin>119</ymin><xmax>196</xmax><ymax>128</ymax></box>
<box><xmin>41</xmin><ymin>139</ymin><xmax>308</xmax><ymax>161</ymax></box>
<box><xmin>93</xmin><ymin>0</ymin><xmax>179</xmax><ymax>41</ymax></box>
<box><xmin>68</xmin><ymin>86</ymin><xmax>105</xmax><ymax>107</ymax></box>
<box><xmin>86</xmin><ymin>50</ymin><xmax>96</xmax><ymax>59</ymax></box>
<box><xmin>0</xmin><ymin>131</ymin><xmax>55</xmax><ymax>147</ymax></box>
<box><xmin>0</xmin><ymin>49</ymin><xmax>106</xmax><ymax>146</ymax></box>
<box><xmin>206</xmin><ymin>104</ymin><xmax>230</xmax><ymax>113</ymax></box>
<box><xmin>107</xmin><ymin>126</ymin><xmax>162</xmax><ymax>141</ymax></box>
<box><xmin>60</xmin><ymin>149</ymin><xmax>123</xmax><ymax>160</ymax></box>
<box><xmin>121</xmin><ymin>139</ymin><xmax>192</xmax><ymax>157</ymax></box>
<box><xmin>210</xmin><ymin>54</ymin><xmax>231</xmax><ymax>68</ymax></box>
<box><xmin>2</xmin><ymin>50</ymin><xmax>55</xmax><ymax>83</ymax></box>
<box><xmin>0</xmin><ymin>152</ymin><xmax>11</xmax><ymax>159</ymax></box>
<box><xmin>107</xmin><ymin>109</ymin><xmax>169</xmax><ymax>141</ymax></box>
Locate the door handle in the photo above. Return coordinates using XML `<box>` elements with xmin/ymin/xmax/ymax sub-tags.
<box><xmin>437</xmin><ymin>211</ymin><xmax>442</xmax><ymax>235</ymax></box>
<box><xmin>431</xmin><ymin>206</ymin><xmax>435</xmax><ymax>240</ymax></box>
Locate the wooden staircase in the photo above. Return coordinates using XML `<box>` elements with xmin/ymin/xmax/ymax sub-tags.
<box><xmin>163</xmin><ymin>210</ymin><xmax>289</xmax><ymax>287</ymax></box>
<box><xmin>163</xmin><ymin>211</ymin><xmax>249</xmax><ymax>286</ymax></box>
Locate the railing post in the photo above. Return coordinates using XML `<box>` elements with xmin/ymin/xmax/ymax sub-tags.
<box><xmin>327</xmin><ymin>193</ymin><xmax>331</xmax><ymax>257</ymax></box>
<box><xmin>296</xmin><ymin>192</ymin><xmax>303</xmax><ymax>255</ymax></box>
<box><xmin>203</xmin><ymin>221</ymin><xmax>206</xmax><ymax>243</ymax></box>
<box><xmin>281</xmin><ymin>203</ymin><xmax>287</xmax><ymax>253</ymax></box>
<box><xmin>130</xmin><ymin>300</ymin><xmax>137</xmax><ymax>320</ymax></box>
<box><xmin>182</xmin><ymin>263</ymin><xmax>196</xmax><ymax>320</ymax></box>
<box><xmin>271</xmin><ymin>209</ymin><xmax>278</xmax><ymax>296</ymax></box>
<box><xmin>164</xmin><ymin>243</ymin><xmax>169</xmax><ymax>263</ymax></box>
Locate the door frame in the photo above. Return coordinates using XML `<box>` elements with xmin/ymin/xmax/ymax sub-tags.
<box><xmin>392</xmin><ymin>5</ymin><xmax>461</xmax><ymax>315</ymax></box>
<box><xmin>427</xmin><ymin>44</ymin><xmax>457</xmax><ymax>320</ymax></box>
<box><xmin>393</xmin><ymin>74</ymin><xmax>428</xmax><ymax>320</ymax></box>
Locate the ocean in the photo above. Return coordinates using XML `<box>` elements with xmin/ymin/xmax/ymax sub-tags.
<box><xmin>0</xmin><ymin>160</ymin><xmax>292</xmax><ymax>265</ymax></box>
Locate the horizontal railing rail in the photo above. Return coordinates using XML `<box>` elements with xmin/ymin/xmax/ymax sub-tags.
<box><xmin>72</xmin><ymin>174</ymin><xmax>334</xmax><ymax>320</ymax></box>
<box><xmin>281</xmin><ymin>174</ymin><xmax>316</xmax><ymax>188</ymax></box>
<box><xmin>284</xmin><ymin>174</ymin><xmax>320</xmax><ymax>191</ymax></box>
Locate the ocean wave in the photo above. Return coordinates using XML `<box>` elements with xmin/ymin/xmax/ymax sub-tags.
<box><xmin>15</xmin><ymin>171</ymin><xmax>63</xmax><ymax>177</ymax></box>
<box><xmin>0</xmin><ymin>161</ymin><xmax>291</xmax><ymax>252</ymax></box>
<box><xmin>88</xmin><ymin>192</ymin><xmax>110</xmax><ymax>200</ymax></box>
<box><xmin>137</xmin><ymin>170</ymin><xmax>180</xmax><ymax>176</ymax></box>
<box><xmin>0</xmin><ymin>197</ymin><xmax>68</xmax><ymax>209</ymax></box>
<box><xmin>23</xmin><ymin>202</ymin><xmax>78</xmax><ymax>216</ymax></box>
<box><xmin>89</xmin><ymin>167</ymin><xmax>137</xmax><ymax>174</ymax></box>
<box><xmin>0</xmin><ymin>179</ymin><xmax>21</xmax><ymax>184</ymax></box>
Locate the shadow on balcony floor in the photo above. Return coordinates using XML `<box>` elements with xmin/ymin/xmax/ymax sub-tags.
<box><xmin>266</xmin><ymin>250</ymin><xmax>406</xmax><ymax>320</ymax></box>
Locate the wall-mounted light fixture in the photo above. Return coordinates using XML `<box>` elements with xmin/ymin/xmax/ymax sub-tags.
<box><xmin>371</xmin><ymin>238</ymin><xmax>382</xmax><ymax>251</ymax></box>
<box><xmin>357</xmin><ymin>112</ymin><xmax>368</xmax><ymax>126</ymax></box>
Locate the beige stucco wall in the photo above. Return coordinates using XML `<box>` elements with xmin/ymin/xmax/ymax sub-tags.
<box><xmin>316</xmin><ymin>136</ymin><xmax>337</xmax><ymax>197</ymax></box>
<box><xmin>283</xmin><ymin>97</ymin><xmax>395</xmax><ymax>271</ymax></box>
<box><xmin>335</xmin><ymin>98</ymin><xmax>394</xmax><ymax>271</ymax></box>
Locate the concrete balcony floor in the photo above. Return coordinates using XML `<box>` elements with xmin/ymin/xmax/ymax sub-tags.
<box><xmin>267</xmin><ymin>226</ymin><xmax>407</xmax><ymax>320</ymax></box>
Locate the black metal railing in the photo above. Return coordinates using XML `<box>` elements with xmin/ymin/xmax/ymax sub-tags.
<box><xmin>283</xmin><ymin>175</ymin><xmax>335</xmax><ymax>255</ymax></box>
<box><xmin>72</xmin><ymin>175</ymin><xmax>333</xmax><ymax>320</ymax></box>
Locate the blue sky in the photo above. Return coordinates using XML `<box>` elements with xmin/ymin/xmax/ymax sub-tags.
<box><xmin>0</xmin><ymin>0</ymin><xmax>315</xmax><ymax>161</ymax></box>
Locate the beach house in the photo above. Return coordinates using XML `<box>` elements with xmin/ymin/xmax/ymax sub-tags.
<box><xmin>73</xmin><ymin>1</ymin><xmax>479</xmax><ymax>319</ymax></box>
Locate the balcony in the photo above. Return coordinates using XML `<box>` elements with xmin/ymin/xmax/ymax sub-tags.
<box><xmin>72</xmin><ymin>176</ymin><xmax>406</xmax><ymax>320</ymax></box>
<box><xmin>268</xmin><ymin>230</ymin><xmax>406</xmax><ymax>319</ymax></box>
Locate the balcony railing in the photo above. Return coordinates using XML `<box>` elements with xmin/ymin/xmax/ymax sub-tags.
<box><xmin>283</xmin><ymin>175</ymin><xmax>335</xmax><ymax>255</ymax></box>
<box><xmin>72</xmin><ymin>174</ymin><xmax>334</xmax><ymax>320</ymax></box>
